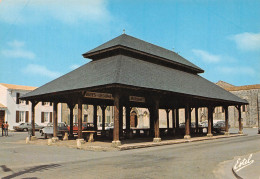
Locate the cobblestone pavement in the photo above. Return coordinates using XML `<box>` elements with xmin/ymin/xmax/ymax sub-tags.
<box><xmin>0</xmin><ymin>128</ymin><xmax>259</xmax><ymax>179</ymax></box>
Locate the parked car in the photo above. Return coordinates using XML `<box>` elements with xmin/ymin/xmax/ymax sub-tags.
<box><xmin>98</xmin><ymin>123</ymin><xmax>114</xmax><ymax>130</ymax></box>
<box><xmin>214</xmin><ymin>120</ymin><xmax>230</xmax><ymax>133</ymax></box>
<box><xmin>179</xmin><ymin>122</ymin><xmax>196</xmax><ymax>128</ymax></box>
<box><xmin>13</xmin><ymin>123</ymin><xmax>44</xmax><ymax>131</ymax></box>
<box><xmin>41</xmin><ymin>122</ymin><xmax>69</xmax><ymax>139</ymax></box>
<box><xmin>67</xmin><ymin>122</ymin><xmax>94</xmax><ymax>133</ymax></box>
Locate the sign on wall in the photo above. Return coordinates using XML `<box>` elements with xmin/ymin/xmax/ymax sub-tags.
<box><xmin>84</xmin><ymin>92</ymin><xmax>114</xmax><ymax>100</ymax></box>
<box><xmin>129</xmin><ymin>96</ymin><xmax>145</xmax><ymax>103</ymax></box>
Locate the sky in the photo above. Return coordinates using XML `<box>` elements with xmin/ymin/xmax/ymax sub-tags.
<box><xmin>0</xmin><ymin>0</ymin><xmax>259</xmax><ymax>87</ymax></box>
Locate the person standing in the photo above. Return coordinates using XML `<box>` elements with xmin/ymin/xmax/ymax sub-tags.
<box><xmin>4</xmin><ymin>121</ymin><xmax>8</xmax><ymax>136</ymax></box>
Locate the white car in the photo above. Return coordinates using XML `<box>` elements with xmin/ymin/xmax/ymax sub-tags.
<box><xmin>41</xmin><ymin>123</ymin><xmax>68</xmax><ymax>139</ymax></box>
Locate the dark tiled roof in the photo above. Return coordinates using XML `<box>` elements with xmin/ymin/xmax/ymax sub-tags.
<box><xmin>22</xmin><ymin>55</ymin><xmax>247</xmax><ymax>104</ymax></box>
<box><xmin>83</xmin><ymin>34</ymin><xmax>203</xmax><ymax>73</ymax></box>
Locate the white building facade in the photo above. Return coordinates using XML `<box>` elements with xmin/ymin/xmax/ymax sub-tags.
<box><xmin>0</xmin><ymin>83</ymin><xmax>61</xmax><ymax>130</ymax></box>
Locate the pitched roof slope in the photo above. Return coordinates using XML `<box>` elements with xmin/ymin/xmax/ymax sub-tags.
<box><xmin>22</xmin><ymin>58</ymin><xmax>120</xmax><ymax>98</ymax></box>
<box><xmin>83</xmin><ymin>34</ymin><xmax>203</xmax><ymax>73</ymax></box>
<box><xmin>0</xmin><ymin>83</ymin><xmax>37</xmax><ymax>91</ymax></box>
<box><xmin>22</xmin><ymin>55</ymin><xmax>247</xmax><ymax>104</ymax></box>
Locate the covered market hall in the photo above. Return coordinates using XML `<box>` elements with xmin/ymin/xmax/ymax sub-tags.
<box><xmin>21</xmin><ymin>34</ymin><xmax>248</xmax><ymax>146</ymax></box>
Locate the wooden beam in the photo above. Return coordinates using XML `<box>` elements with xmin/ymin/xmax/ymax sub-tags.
<box><xmin>195</xmin><ymin>107</ymin><xmax>199</xmax><ymax>133</ymax></box>
<box><xmin>184</xmin><ymin>105</ymin><xmax>191</xmax><ymax>139</ymax></box>
<box><xmin>30</xmin><ymin>101</ymin><xmax>37</xmax><ymax>136</ymax></box>
<box><xmin>101</xmin><ymin>105</ymin><xmax>106</xmax><ymax>132</ymax></box>
<box><xmin>207</xmin><ymin>106</ymin><xmax>213</xmax><ymax>137</ymax></box>
<box><xmin>237</xmin><ymin>105</ymin><xmax>243</xmax><ymax>134</ymax></box>
<box><xmin>125</xmin><ymin>106</ymin><xmax>131</xmax><ymax>136</ymax></box>
<box><xmin>112</xmin><ymin>92</ymin><xmax>121</xmax><ymax>146</ymax></box>
<box><xmin>172</xmin><ymin>108</ymin><xmax>176</xmax><ymax>129</ymax></box>
<box><xmin>78</xmin><ymin>98</ymin><xmax>83</xmax><ymax>139</ymax></box>
<box><xmin>224</xmin><ymin>106</ymin><xmax>229</xmax><ymax>135</ymax></box>
<box><xmin>153</xmin><ymin>98</ymin><xmax>161</xmax><ymax>142</ymax></box>
<box><xmin>53</xmin><ymin>101</ymin><xmax>58</xmax><ymax>138</ymax></box>
<box><xmin>67</xmin><ymin>103</ymin><xmax>75</xmax><ymax>137</ymax></box>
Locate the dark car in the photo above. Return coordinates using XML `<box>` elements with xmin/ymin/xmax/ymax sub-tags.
<box><xmin>214</xmin><ymin>120</ymin><xmax>230</xmax><ymax>133</ymax></box>
<box><xmin>13</xmin><ymin>123</ymin><xmax>44</xmax><ymax>131</ymax></box>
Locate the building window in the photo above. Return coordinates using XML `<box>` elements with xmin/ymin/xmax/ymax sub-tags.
<box><xmin>44</xmin><ymin>112</ymin><xmax>49</xmax><ymax>122</ymax></box>
<box><xmin>74</xmin><ymin>115</ymin><xmax>78</xmax><ymax>123</ymax></box>
<box><xmin>106</xmin><ymin>116</ymin><xmax>111</xmax><ymax>124</ymax></box>
<box><xmin>98</xmin><ymin>115</ymin><xmax>101</xmax><ymax>123</ymax></box>
<box><xmin>19</xmin><ymin>111</ymin><xmax>25</xmax><ymax>122</ymax></box>
<box><xmin>241</xmin><ymin>105</ymin><xmax>247</xmax><ymax>112</ymax></box>
<box><xmin>41</xmin><ymin>112</ymin><xmax>52</xmax><ymax>123</ymax></box>
<box><xmin>84</xmin><ymin>114</ymin><xmax>88</xmax><ymax>122</ymax></box>
<box><xmin>107</xmin><ymin>106</ymin><xmax>110</xmax><ymax>111</ymax></box>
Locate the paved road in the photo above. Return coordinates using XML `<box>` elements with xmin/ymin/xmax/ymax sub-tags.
<box><xmin>0</xmin><ymin>128</ymin><xmax>260</xmax><ymax>179</ymax></box>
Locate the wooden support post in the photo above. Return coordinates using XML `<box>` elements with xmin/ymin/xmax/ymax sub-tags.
<box><xmin>119</xmin><ymin>104</ymin><xmax>123</xmax><ymax>138</ymax></box>
<box><xmin>93</xmin><ymin>105</ymin><xmax>97</xmax><ymax>131</ymax></box>
<box><xmin>172</xmin><ymin>108</ymin><xmax>176</xmax><ymax>136</ymax></box>
<box><xmin>125</xmin><ymin>106</ymin><xmax>131</xmax><ymax>138</ymax></box>
<box><xmin>78</xmin><ymin>99</ymin><xmax>83</xmax><ymax>139</ymax></box>
<box><xmin>31</xmin><ymin>101</ymin><xmax>36</xmax><ymax>137</ymax></box>
<box><xmin>153</xmin><ymin>98</ymin><xmax>161</xmax><ymax>142</ymax></box>
<box><xmin>172</xmin><ymin>108</ymin><xmax>176</xmax><ymax>130</ymax></box>
<box><xmin>101</xmin><ymin>105</ymin><xmax>106</xmax><ymax>132</ymax></box>
<box><xmin>224</xmin><ymin>106</ymin><xmax>229</xmax><ymax>135</ymax></box>
<box><xmin>68</xmin><ymin>104</ymin><xmax>74</xmax><ymax>138</ymax></box>
<box><xmin>166</xmin><ymin>109</ymin><xmax>170</xmax><ymax>131</ymax></box>
<box><xmin>207</xmin><ymin>106</ymin><xmax>213</xmax><ymax>137</ymax></box>
<box><xmin>237</xmin><ymin>105</ymin><xmax>243</xmax><ymax>134</ymax></box>
<box><xmin>195</xmin><ymin>107</ymin><xmax>199</xmax><ymax>134</ymax></box>
<box><xmin>184</xmin><ymin>105</ymin><xmax>191</xmax><ymax>139</ymax></box>
<box><xmin>112</xmin><ymin>92</ymin><xmax>121</xmax><ymax>146</ymax></box>
<box><xmin>175</xmin><ymin>108</ymin><xmax>179</xmax><ymax>134</ymax></box>
<box><xmin>148</xmin><ymin>108</ymin><xmax>154</xmax><ymax>137</ymax></box>
<box><xmin>52</xmin><ymin>101</ymin><xmax>59</xmax><ymax>141</ymax></box>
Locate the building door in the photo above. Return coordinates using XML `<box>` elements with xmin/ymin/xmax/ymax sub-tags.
<box><xmin>130</xmin><ymin>111</ymin><xmax>137</xmax><ymax>127</ymax></box>
<box><xmin>0</xmin><ymin>110</ymin><xmax>5</xmax><ymax>127</ymax></box>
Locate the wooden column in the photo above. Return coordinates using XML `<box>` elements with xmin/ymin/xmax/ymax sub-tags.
<box><xmin>77</xmin><ymin>99</ymin><xmax>82</xmax><ymax>139</ymax></box>
<box><xmin>153</xmin><ymin>98</ymin><xmax>161</xmax><ymax>142</ymax></box>
<box><xmin>31</xmin><ymin>101</ymin><xmax>36</xmax><ymax>137</ymax></box>
<box><xmin>237</xmin><ymin>105</ymin><xmax>243</xmax><ymax>134</ymax></box>
<box><xmin>68</xmin><ymin>103</ymin><xmax>74</xmax><ymax>137</ymax></box>
<box><xmin>101</xmin><ymin>105</ymin><xmax>106</xmax><ymax>132</ymax></box>
<box><xmin>112</xmin><ymin>92</ymin><xmax>121</xmax><ymax>146</ymax></box>
<box><xmin>149</xmin><ymin>108</ymin><xmax>154</xmax><ymax>137</ymax></box>
<box><xmin>172</xmin><ymin>108</ymin><xmax>176</xmax><ymax>129</ymax></box>
<box><xmin>224</xmin><ymin>106</ymin><xmax>229</xmax><ymax>135</ymax></box>
<box><xmin>53</xmin><ymin>101</ymin><xmax>58</xmax><ymax>139</ymax></box>
<box><xmin>119</xmin><ymin>104</ymin><xmax>123</xmax><ymax>137</ymax></box>
<box><xmin>207</xmin><ymin>106</ymin><xmax>213</xmax><ymax>137</ymax></box>
<box><xmin>93</xmin><ymin>105</ymin><xmax>97</xmax><ymax>132</ymax></box>
<box><xmin>195</xmin><ymin>107</ymin><xmax>199</xmax><ymax>134</ymax></box>
<box><xmin>175</xmin><ymin>108</ymin><xmax>179</xmax><ymax>134</ymax></box>
<box><xmin>125</xmin><ymin>106</ymin><xmax>131</xmax><ymax>138</ymax></box>
<box><xmin>166</xmin><ymin>109</ymin><xmax>170</xmax><ymax>130</ymax></box>
<box><xmin>184</xmin><ymin>105</ymin><xmax>191</xmax><ymax>139</ymax></box>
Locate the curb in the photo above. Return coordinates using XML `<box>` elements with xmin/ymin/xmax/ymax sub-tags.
<box><xmin>117</xmin><ymin>134</ymin><xmax>248</xmax><ymax>151</ymax></box>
